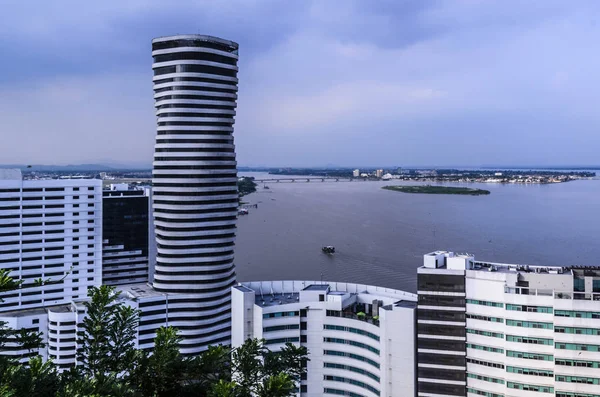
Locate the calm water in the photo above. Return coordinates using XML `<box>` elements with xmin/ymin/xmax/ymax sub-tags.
<box><xmin>235</xmin><ymin>172</ymin><xmax>600</xmax><ymax>293</ymax></box>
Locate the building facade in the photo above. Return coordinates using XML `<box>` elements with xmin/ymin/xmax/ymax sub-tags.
<box><xmin>102</xmin><ymin>184</ymin><xmax>150</xmax><ymax>285</ymax></box>
<box><xmin>150</xmin><ymin>34</ymin><xmax>240</xmax><ymax>352</ymax></box>
<box><xmin>232</xmin><ymin>280</ymin><xmax>417</xmax><ymax>397</ymax></box>
<box><xmin>0</xmin><ymin>170</ymin><xmax>102</xmax><ymax>367</ymax></box>
<box><xmin>418</xmin><ymin>251</ymin><xmax>600</xmax><ymax>397</ymax></box>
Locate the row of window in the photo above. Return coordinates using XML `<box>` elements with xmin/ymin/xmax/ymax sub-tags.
<box><xmin>262</xmin><ymin>311</ymin><xmax>299</xmax><ymax>319</ymax></box>
<box><xmin>506</xmin><ymin>334</ymin><xmax>553</xmax><ymax>345</ymax></box>
<box><xmin>555</xmin><ymin>326</ymin><xmax>600</xmax><ymax>335</ymax></box>
<box><xmin>324</xmin><ymin>375</ymin><xmax>379</xmax><ymax>396</ymax></box>
<box><xmin>466</xmin><ymin>343</ymin><xmax>503</xmax><ymax>354</ymax></box>
<box><xmin>263</xmin><ymin>324</ymin><xmax>299</xmax><ymax>333</ymax></box>
<box><xmin>467</xmin><ymin>328</ymin><xmax>503</xmax><ymax>338</ymax></box>
<box><xmin>506</xmin><ymin>304</ymin><xmax>553</xmax><ymax>313</ymax></box>
<box><xmin>466</xmin><ymin>387</ymin><xmax>503</xmax><ymax>397</ymax></box>
<box><xmin>556</xmin><ymin>375</ymin><xmax>600</xmax><ymax>385</ymax></box>
<box><xmin>555</xmin><ymin>392</ymin><xmax>600</xmax><ymax>397</ymax></box>
<box><xmin>466</xmin><ymin>299</ymin><xmax>503</xmax><ymax>307</ymax></box>
<box><xmin>467</xmin><ymin>373</ymin><xmax>504</xmax><ymax>384</ymax></box>
<box><xmin>467</xmin><ymin>357</ymin><xmax>505</xmax><ymax>369</ymax></box>
<box><xmin>324</xmin><ymin>337</ymin><xmax>380</xmax><ymax>355</ymax></box>
<box><xmin>555</xmin><ymin>358</ymin><xmax>600</xmax><ymax>368</ymax></box>
<box><xmin>264</xmin><ymin>337</ymin><xmax>299</xmax><ymax>345</ymax></box>
<box><xmin>507</xmin><ymin>382</ymin><xmax>553</xmax><ymax>393</ymax></box>
<box><xmin>506</xmin><ymin>350</ymin><xmax>553</xmax><ymax>361</ymax></box>
<box><xmin>506</xmin><ymin>319</ymin><xmax>553</xmax><ymax>329</ymax></box>
<box><xmin>555</xmin><ymin>310</ymin><xmax>600</xmax><ymax>319</ymax></box>
<box><xmin>323</xmin><ymin>350</ymin><xmax>380</xmax><ymax>369</ymax></box>
<box><xmin>555</xmin><ymin>342</ymin><xmax>600</xmax><ymax>352</ymax></box>
<box><xmin>323</xmin><ymin>362</ymin><xmax>379</xmax><ymax>382</ymax></box>
<box><xmin>324</xmin><ymin>388</ymin><xmax>366</xmax><ymax>397</ymax></box>
<box><xmin>466</xmin><ymin>314</ymin><xmax>503</xmax><ymax>323</ymax></box>
<box><xmin>324</xmin><ymin>325</ymin><xmax>380</xmax><ymax>342</ymax></box>
<box><xmin>506</xmin><ymin>366</ymin><xmax>553</xmax><ymax>377</ymax></box>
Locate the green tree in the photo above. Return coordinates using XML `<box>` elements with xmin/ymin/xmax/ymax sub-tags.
<box><xmin>75</xmin><ymin>285</ymin><xmax>140</xmax><ymax>394</ymax></box>
<box><xmin>229</xmin><ymin>339</ymin><xmax>309</xmax><ymax>397</ymax></box>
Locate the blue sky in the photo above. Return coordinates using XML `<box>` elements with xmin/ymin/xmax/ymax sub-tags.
<box><xmin>1</xmin><ymin>0</ymin><xmax>599</xmax><ymax>167</ymax></box>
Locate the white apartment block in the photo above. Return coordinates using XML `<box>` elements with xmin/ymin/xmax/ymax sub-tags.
<box><xmin>232</xmin><ymin>280</ymin><xmax>418</xmax><ymax>397</ymax></box>
<box><xmin>0</xmin><ymin>170</ymin><xmax>102</xmax><ymax>367</ymax></box>
<box><xmin>418</xmin><ymin>251</ymin><xmax>600</xmax><ymax>397</ymax></box>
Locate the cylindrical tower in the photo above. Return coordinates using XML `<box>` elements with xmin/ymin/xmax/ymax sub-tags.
<box><xmin>151</xmin><ymin>35</ymin><xmax>239</xmax><ymax>349</ymax></box>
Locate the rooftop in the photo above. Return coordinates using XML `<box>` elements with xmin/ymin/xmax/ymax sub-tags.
<box><xmin>255</xmin><ymin>293</ymin><xmax>299</xmax><ymax>307</ymax></box>
<box><xmin>117</xmin><ymin>283</ymin><xmax>164</xmax><ymax>300</ymax></box>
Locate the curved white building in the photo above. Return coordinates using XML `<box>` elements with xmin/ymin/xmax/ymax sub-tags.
<box><xmin>232</xmin><ymin>280</ymin><xmax>418</xmax><ymax>397</ymax></box>
<box><xmin>149</xmin><ymin>35</ymin><xmax>239</xmax><ymax>351</ymax></box>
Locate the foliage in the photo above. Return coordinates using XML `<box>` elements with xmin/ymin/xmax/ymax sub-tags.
<box><xmin>237</xmin><ymin>177</ymin><xmax>257</xmax><ymax>197</ymax></box>
<box><xmin>382</xmin><ymin>185</ymin><xmax>491</xmax><ymax>195</ymax></box>
<box><xmin>0</xmin><ymin>282</ymin><xmax>309</xmax><ymax>397</ymax></box>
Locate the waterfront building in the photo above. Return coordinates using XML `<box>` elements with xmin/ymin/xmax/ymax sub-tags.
<box><xmin>375</xmin><ymin>169</ymin><xmax>383</xmax><ymax>178</ymax></box>
<box><xmin>0</xmin><ymin>169</ymin><xmax>102</xmax><ymax>368</ymax></box>
<box><xmin>232</xmin><ymin>280</ymin><xmax>417</xmax><ymax>397</ymax></box>
<box><xmin>418</xmin><ymin>251</ymin><xmax>600</xmax><ymax>397</ymax></box>
<box><xmin>102</xmin><ymin>184</ymin><xmax>150</xmax><ymax>285</ymax></box>
<box><xmin>150</xmin><ymin>34</ymin><xmax>240</xmax><ymax>352</ymax></box>
<box><xmin>353</xmin><ymin>169</ymin><xmax>360</xmax><ymax>177</ymax></box>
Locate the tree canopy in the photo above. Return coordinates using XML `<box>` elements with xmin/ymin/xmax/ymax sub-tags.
<box><xmin>0</xmin><ymin>283</ymin><xmax>309</xmax><ymax>397</ymax></box>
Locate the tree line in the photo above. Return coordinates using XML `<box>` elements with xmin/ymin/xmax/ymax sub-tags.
<box><xmin>0</xmin><ymin>270</ymin><xmax>308</xmax><ymax>397</ymax></box>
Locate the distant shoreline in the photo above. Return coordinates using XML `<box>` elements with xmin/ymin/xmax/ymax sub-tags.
<box><xmin>382</xmin><ymin>185</ymin><xmax>491</xmax><ymax>196</ymax></box>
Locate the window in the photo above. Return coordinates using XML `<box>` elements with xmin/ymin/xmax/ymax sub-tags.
<box><xmin>506</xmin><ymin>304</ymin><xmax>553</xmax><ymax>313</ymax></box>
<box><xmin>506</xmin><ymin>319</ymin><xmax>553</xmax><ymax>329</ymax></box>
<box><xmin>324</xmin><ymin>337</ymin><xmax>379</xmax><ymax>355</ymax></box>
<box><xmin>555</xmin><ymin>375</ymin><xmax>600</xmax><ymax>385</ymax></box>
<box><xmin>467</xmin><ymin>299</ymin><xmax>503</xmax><ymax>307</ymax></box>
<box><xmin>467</xmin><ymin>329</ymin><xmax>503</xmax><ymax>338</ymax></box>
<box><xmin>507</xmin><ymin>350</ymin><xmax>553</xmax><ymax>361</ymax></box>
<box><xmin>466</xmin><ymin>343</ymin><xmax>503</xmax><ymax>353</ymax></box>
<box><xmin>324</xmin><ymin>325</ymin><xmax>380</xmax><ymax>341</ymax></box>
<box><xmin>32</xmin><ymin>319</ymin><xmax>39</xmax><ymax>324</ymax></box>
<box><xmin>467</xmin><ymin>373</ymin><xmax>504</xmax><ymax>384</ymax></box>
<box><xmin>506</xmin><ymin>335</ymin><xmax>553</xmax><ymax>345</ymax></box>
<box><xmin>555</xmin><ymin>310</ymin><xmax>600</xmax><ymax>319</ymax></box>
<box><xmin>466</xmin><ymin>313</ymin><xmax>504</xmax><ymax>323</ymax></box>
<box><xmin>507</xmin><ymin>381</ymin><xmax>553</xmax><ymax>393</ymax></box>
<box><xmin>555</xmin><ymin>342</ymin><xmax>600</xmax><ymax>352</ymax></box>
<box><xmin>507</xmin><ymin>366</ymin><xmax>553</xmax><ymax>377</ymax></box>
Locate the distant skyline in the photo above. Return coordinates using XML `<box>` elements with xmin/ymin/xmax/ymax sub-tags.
<box><xmin>1</xmin><ymin>0</ymin><xmax>600</xmax><ymax>167</ymax></box>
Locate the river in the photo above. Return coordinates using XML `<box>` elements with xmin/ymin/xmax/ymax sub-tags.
<box><xmin>235</xmin><ymin>172</ymin><xmax>600</xmax><ymax>293</ymax></box>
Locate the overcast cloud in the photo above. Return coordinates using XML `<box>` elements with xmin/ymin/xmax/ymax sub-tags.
<box><xmin>1</xmin><ymin>0</ymin><xmax>599</xmax><ymax>167</ymax></box>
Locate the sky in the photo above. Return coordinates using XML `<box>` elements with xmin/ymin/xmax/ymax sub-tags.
<box><xmin>1</xmin><ymin>0</ymin><xmax>600</xmax><ymax>168</ymax></box>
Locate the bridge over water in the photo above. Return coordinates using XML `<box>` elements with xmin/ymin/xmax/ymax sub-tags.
<box><xmin>253</xmin><ymin>177</ymin><xmax>377</xmax><ymax>183</ymax></box>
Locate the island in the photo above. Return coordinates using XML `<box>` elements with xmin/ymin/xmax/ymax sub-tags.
<box><xmin>382</xmin><ymin>185</ymin><xmax>490</xmax><ymax>196</ymax></box>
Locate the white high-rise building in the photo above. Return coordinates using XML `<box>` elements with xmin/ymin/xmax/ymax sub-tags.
<box><xmin>232</xmin><ymin>280</ymin><xmax>417</xmax><ymax>397</ymax></box>
<box><xmin>148</xmin><ymin>34</ymin><xmax>240</xmax><ymax>353</ymax></box>
<box><xmin>417</xmin><ymin>251</ymin><xmax>600</xmax><ymax>397</ymax></box>
<box><xmin>0</xmin><ymin>170</ymin><xmax>102</xmax><ymax>368</ymax></box>
<box><xmin>353</xmin><ymin>169</ymin><xmax>360</xmax><ymax>178</ymax></box>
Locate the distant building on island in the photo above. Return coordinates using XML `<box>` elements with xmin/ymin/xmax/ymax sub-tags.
<box><xmin>353</xmin><ymin>169</ymin><xmax>360</xmax><ymax>177</ymax></box>
<box><xmin>375</xmin><ymin>169</ymin><xmax>384</xmax><ymax>178</ymax></box>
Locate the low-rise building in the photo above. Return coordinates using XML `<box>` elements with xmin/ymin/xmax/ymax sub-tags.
<box><xmin>418</xmin><ymin>251</ymin><xmax>600</xmax><ymax>397</ymax></box>
<box><xmin>232</xmin><ymin>280</ymin><xmax>417</xmax><ymax>397</ymax></box>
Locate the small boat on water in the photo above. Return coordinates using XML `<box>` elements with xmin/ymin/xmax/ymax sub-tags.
<box><xmin>238</xmin><ymin>208</ymin><xmax>249</xmax><ymax>215</ymax></box>
<box><xmin>322</xmin><ymin>246</ymin><xmax>335</xmax><ymax>254</ymax></box>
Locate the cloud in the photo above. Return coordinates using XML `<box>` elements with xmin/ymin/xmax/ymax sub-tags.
<box><xmin>1</xmin><ymin>0</ymin><xmax>600</xmax><ymax>166</ymax></box>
